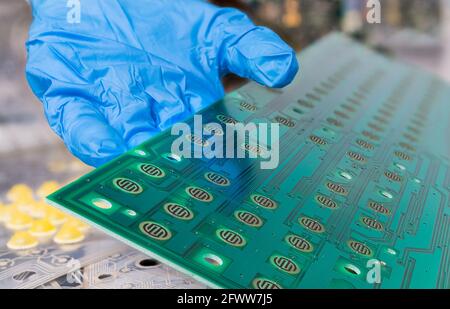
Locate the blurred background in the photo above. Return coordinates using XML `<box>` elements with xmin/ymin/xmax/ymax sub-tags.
<box><xmin>0</xmin><ymin>0</ymin><xmax>449</xmax><ymax>289</ymax></box>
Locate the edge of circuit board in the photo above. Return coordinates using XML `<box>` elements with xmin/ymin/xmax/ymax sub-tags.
<box><xmin>47</xmin><ymin>32</ymin><xmax>450</xmax><ymax>289</ymax></box>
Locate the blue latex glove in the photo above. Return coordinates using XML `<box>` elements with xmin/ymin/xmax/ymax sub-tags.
<box><xmin>26</xmin><ymin>0</ymin><xmax>299</xmax><ymax>167</ymax></box>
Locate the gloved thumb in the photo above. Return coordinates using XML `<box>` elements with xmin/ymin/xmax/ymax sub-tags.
<box><xmin>55</xmin><ymin>98</ymin><xmax>127</xmax><ymax>167</ymax></box>
<box><xmin>219</xmin><ymin>13</ymin><xmax>299</xmax><ymax>88</ymax></box>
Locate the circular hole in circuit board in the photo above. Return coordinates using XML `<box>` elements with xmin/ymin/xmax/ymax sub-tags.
<box><xmin>134</xmin><ymin>149</ymin><xmax>147</xmax><ymax>156</ymax></box>
<box><xmin>386</xmin><ymin>248</ymin><xmax>397</xmax><ymax>255</ymax></box>
<box><xmin>343</xmin><ymin>264</ymin><xmax>361</xmax><ymax>276</ymax></box>
<box><xmin>98</xmin><ymin>274</ymin><xmax>113</xmax><ymax>281</ymax></box>
<box><xmin>393</xmin><ymin>162</ymin><xmax>406</xmax><ymax>171</ymax></box>
<box><xmin>137</xmin><ymin>259</ymin><xmax>160</xmax><ymax>268</ymax></box>
<box><xmin>126</xmin><ymin>209</ymin><xmax>137</xmax><ymax>217</ymax></box>
<box><xmin>92</xmin><ymin>198</ymin><xmax>112</xmax><ymax>210</ymax></box>
<box><xmin>379</xmin><ymin>190</ymin><xmax>394</xmax><ymax>199</ymax></box>
<box><xmin>163</xmin><ymin>153</ymin><xmax>182</xmax><ymax>163</ymax></box>
<box><xmin>203</xmin><ymin>254</ymin><xmax>224</xmax><ymax>267</ymax></box>
<box><xmin>338</xmin><ymin>171</ymin><xmax>353</xmax><ymax>181</ymax></box>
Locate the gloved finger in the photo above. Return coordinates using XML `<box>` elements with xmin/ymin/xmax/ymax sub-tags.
<box><xmin>217</xmin><ymin>10</ymin><xmax>299</xmax><ymax>88</ymax></box>
<box><xmin>105</xmin><ymin>65</ymin><xmax>190</xmax><ymax>149</ymax></box>
<box><xmin>58</xmin><ymin>98</ymin><xmax>127</xmax><ymax>167</ymax></box>
<box><xmin>114</xmin><ymin>93</ymin><xmax>187</xmax><ymax>150</ymax></box>
<box><xmin>114</xmin><ymin>100</ymin><xmax>158</xmax><ymax>150</ymax></box>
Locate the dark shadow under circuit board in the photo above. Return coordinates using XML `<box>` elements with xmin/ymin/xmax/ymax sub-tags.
<box><xmin>47</xmin><ymin>33</ymin><xmax>450</xmax><ymax>289</ymax></box>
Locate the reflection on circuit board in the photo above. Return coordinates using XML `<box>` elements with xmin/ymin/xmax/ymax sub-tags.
<box><xmin>0</xmin><ymin>149</ymin><xmax>209</xmax><ymax>289</ymax></box>
<box><xmin>48</xmin><ymin>33</ymin><xmax>450</xmax><ymax>289</ymax></box>
<box><xmin>0</xmin><ymin>182</ymin><xmax>125</xmax><ymax>289</ymax></box>
<box><xmin>39</xmin><ymin>250</ymin><xmax>206</xmax><ymax>289</ymax></box>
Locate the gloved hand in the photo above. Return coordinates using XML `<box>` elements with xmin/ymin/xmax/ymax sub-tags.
<box><xmin>26</xmin><ymin>0</ymin><xmax>299</xmax><ymax>167</ymax></box>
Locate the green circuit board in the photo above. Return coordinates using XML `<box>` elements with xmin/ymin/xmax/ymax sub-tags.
<box><xmin>47</xmin><ymin>33</ymin><xmax>450</xmax><ymax>289</ymax></box>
